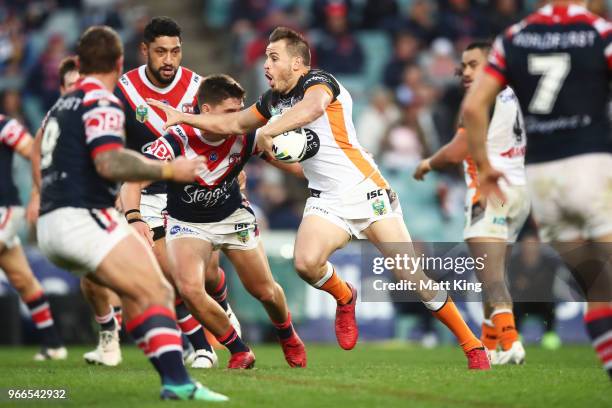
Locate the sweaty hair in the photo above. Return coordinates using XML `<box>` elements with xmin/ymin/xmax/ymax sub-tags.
<box><xmin>143</xmin><ymin>16</ymin><xmax>182</xmax><ymax>44</ymax></box>
<box><xmin>77</xmin><ymin>26</ymin><xmax>123</xmax><ymax>74</ymax></box>
<box><xmin>268</xmin><ymin>26</ymin><xmax>311</xmax><ymax>66</ymax></box>
<box><xmin>58</xmin><ymin>56</ymin><xmax>78</xmax><ymax>86</ymax></box>
<box><xmin>197</xmin><ymin>74</ymin><xmax>245</xmax><ymax>107</ymax></box>
<box><xmin>465</xmin><ymin>41</ymin><xmax>492</xmax><ymax>54</ymax></box>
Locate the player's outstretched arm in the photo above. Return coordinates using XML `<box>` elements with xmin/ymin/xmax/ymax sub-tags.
<box><xmin>414</xmin><ymin>128</ymin><xmax>468</xmax><ymax>180</ymax></box>
<box><xmin>462</xmin><ymin>73</ymin><xmax>506</xmax><ymax>200</ymax></box>
<box><xmin>94</xmin><ymin>148</ymin><xmax>204</xmax><ymax>183</ymax></box>
<box><xmin>146</xmin><ymin>98</ymin><xmax>266</xmax><ymax>136</ymax></box>
<box><xmin>255</xmin><ymin>88</ymin><xmax>331</xmax><ymax>156</ymax></box>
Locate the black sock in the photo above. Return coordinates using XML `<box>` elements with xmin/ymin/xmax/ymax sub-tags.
<box><xmin>175</xmin><ymin>299</ymin><xmax>212</xmax><ymax>352</ymax></box>
<box><xmin>126</xmin><ymin>306</ymin><xmax>191</xmax><ymax>386</ymax></box>
<box><xmin>273</xmin><ymin>312</ymin><xmax>294</xmax><ymax>340</ymax></box>
<box><xmin>216</xmin><ymin>327</ymin><xmax>249</xmax><ymax>354</ymax></box>
<box><xmin>210</xmin><ymin>268</ymin><xmax>229</xmax><ymax>311</ymax></box>
<box><xmin>584</xmin><ymin>307</ymin><xmax>612</xmax><ymax>379</ymax></box>
<box><xmin>25</xmin><ymin>291</ymin><xmax>63</xmax><ymax>348</ymax></box>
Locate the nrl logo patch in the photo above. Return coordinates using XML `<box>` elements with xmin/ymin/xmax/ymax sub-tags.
<box><xmin>135</xmin><ymin>105</ymin><xmax>148</xmax><ymax>123</ymax></box>
<box><xmin>372</xmin><ymin>198</ymin><xmax>387</xmax><ymax>216</ymax></box>
<box><xmin>236</xmin><ymin>229</ymin><xmax>250</xmax><ymax>243</ymax></box>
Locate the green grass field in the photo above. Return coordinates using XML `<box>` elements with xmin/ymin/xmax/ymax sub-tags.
<box><xmin>0</xmin><ymin>344</ymin><xmax>609</xmax><ymax>407</ymax></box>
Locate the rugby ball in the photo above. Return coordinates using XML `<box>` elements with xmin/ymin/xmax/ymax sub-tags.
<box><xmin>272</xmin><ymin>128</ymin><xmax>308</xmax><ymax>163</ymax></box>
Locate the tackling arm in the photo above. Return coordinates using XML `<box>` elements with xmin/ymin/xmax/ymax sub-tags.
<box><xmin>146</xmin><ymin>98</ymin><xmax>266</xmax><ymax>135</ymax></box>
<box><xmin>94</xmin><ymin>148</ymin><xmax>203</xmax><ymax>183</ymax></box>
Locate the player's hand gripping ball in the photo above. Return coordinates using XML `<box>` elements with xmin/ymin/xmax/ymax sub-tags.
<box><xmin>268</xmin><ymin>115</ymin><xmax>307</xmax><ymax>163</ymax></box>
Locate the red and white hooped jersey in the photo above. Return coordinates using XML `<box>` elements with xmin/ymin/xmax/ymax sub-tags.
<box><xmin>114</xmin><ymin>65</ymin><xmax>201</xmax><ymax>194</ymax></box>
<box><xmin>144</xmin><ymin>124</ymin><xmax>258</xmax><ymax>223</ymax></box>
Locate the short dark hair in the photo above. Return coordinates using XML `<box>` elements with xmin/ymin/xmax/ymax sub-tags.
<box><xmin>143</xmin><ymin>16</ymin><xmax>182</xmax><ymax>44</ymax></box>
<box><xmin>197</xmin><ymin>74</ymin><xmax>245</xmax><ymax>106</ymax></box>
<box><xmin>77</xmin><ymin>26</ymin><xmax>123</xmax><ymax>74</ymax></box>
<box><xmin>59</xmin><ymin>56</ymin><xmax>78</xmax><ymax>86</ymax></box>
<box><xmin>465</xmin><ymin>41</ymin><xmax>492</xmax><ymax>54</ymax></box>
<box><xmin>268</xmin><ymin>26</ymin><xmax>311</xmax><ymax>66</ymax></box>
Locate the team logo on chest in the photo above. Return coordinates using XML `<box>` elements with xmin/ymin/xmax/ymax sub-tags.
<box><xmin>209</xmin><ymin>152</ymin><xmax>218</xmax><ymax>162</ymax></box>
<box><xmin>135</xmin><ymin>105</ymin><xmax>148</xmax><ymax>123</ymax></box>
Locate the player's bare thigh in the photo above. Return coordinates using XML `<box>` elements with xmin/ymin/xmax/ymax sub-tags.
<box><xmin>93</xmin><ymin>232</ymin><xmax>173</xmax><ymax>314</ymax></box>
<box><xmin>224</xmin><ymin>242</ymin><xmax>278</xmax><ymax>300</ymax></box>
<box><xmin>166</xmin><ymin>236</ymin><xmax>214</xmax><ymax>293</ymax></box>
<box><xmin>224</xmin><ymin>242</ymin><xmax>288</xmax><ymax>321</ymax></box>
<box><xmin>293</xmin><ymin>215</ymin><xmax>350</xmax><ymax>283</ymax></box>
<box><xmin>151</xmin><ymin>236</ymin><xmax>176</xmax><ymax>286</ymax></box>
<box><xmin>204</xmin><ymin>250</ymin><xmax>222</xmax><ymax>291</ymax></box>
<box><xmin>80</xmin><ymin>276</ymin><xmax>121</xmax><ymax>316</ymax></box>
<box><xmin>0</xmin><ymin>244</ymin><xmax>42</xmax><ymax>299</ymax></box>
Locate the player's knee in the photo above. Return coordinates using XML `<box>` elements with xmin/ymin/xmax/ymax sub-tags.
<box><xmin>10</xmin><ymin>270</ymin><xmax>38</xmax><ymax>296</ymax></box>
<box><xmin>134</xmin><ymin>276</ymin><xmax>173</xmax><ymax>308</ymax></box>
<box><xmin>177</xmin><ymin>281</ymin><xmax>205</xmax><ymax>304</ymax></box>
<box><xmin>204</xmin><ymin>264</ymin><xmax>220</xmax><ymax>283</ymax></box>
<box><xmin>294</xmin><ymin>252</ymin><xmax>325</xmax><ymax>278</ymax></box>
<box><xmin>80</xmin><ymin>278</ymin><xmax>97</xmax><ymax>299</ymax></box>
<box><xmin>249</xmin><ymin>283</ymin><xmax>277</xmax><ymax>304</ymax></box>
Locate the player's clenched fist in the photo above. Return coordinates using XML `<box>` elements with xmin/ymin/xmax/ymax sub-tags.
<box><xmin>163</xmin><ymin>156</ymin><xmax>206</xmax><ymax>183</ymax></box>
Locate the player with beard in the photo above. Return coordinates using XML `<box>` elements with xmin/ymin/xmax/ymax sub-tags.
<box><xmin>414</xmin><ymin>42</ymin><xmax>530</xmax><ymax>365</ymax></box>
<box><xmin>80</xmin><ymin>17</ymin><xmax>240</xmax><ymax>368</ymax></box>
<box><xmin>35</xmin><ymin>25</ymin><xmax>227</xmax><ymax>401</ymax></box>
<box><xmin>148</xmin><ymin>27</ymin><xmax>490</xmax><ymax>369</ymax></box>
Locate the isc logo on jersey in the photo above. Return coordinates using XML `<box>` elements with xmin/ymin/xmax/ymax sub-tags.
<box><xmin>83</xmin><ymin>105</ymin><xmax>124</xmax><ymax>142</ymax></box>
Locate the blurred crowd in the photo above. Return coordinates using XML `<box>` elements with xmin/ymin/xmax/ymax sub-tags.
<box><xmin>2</xmin><ymin>0</ymin><xmax>611</xmax><ymax>237</ymax></box>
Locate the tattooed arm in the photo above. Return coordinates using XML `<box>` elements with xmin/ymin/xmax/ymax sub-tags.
<box><xmin>94</xmin><ymin>148</ymin><xmax>203</xmax><ymax>182</ymax></box>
